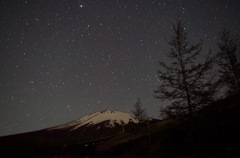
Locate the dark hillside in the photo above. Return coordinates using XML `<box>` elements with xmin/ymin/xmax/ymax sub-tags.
<box><xmin>96</xmin><ymin>95</ymin><xmax>240</xmax><ymax>158</ymax></box>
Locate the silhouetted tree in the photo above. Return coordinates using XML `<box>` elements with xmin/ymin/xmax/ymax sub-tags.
<box><xmin>132</xmin><ymin>98</ymin><xmax>146</xmax><ymax>121</ymax></box>
<box><xmin>154</xmin><ymin>21</ymin><xmax>218</xmax><ymax>118</ymax></box>
<box><xmin>217</xmin><ymin>29</ymin><xmax>240</xmax><ymax>96</ymax></box>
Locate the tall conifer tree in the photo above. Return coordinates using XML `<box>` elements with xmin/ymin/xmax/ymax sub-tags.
<box><xmin>217</xmin><ymin>29</ymin><xmax>240</xmax><ymax>96</ymax></box>
<box><xmin>154</xmin><ymin>21</ymin><xmax>217</xmax><ymax>118</ymax></box>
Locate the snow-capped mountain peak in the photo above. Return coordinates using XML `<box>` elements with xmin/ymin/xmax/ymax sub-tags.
<box><xmin>47</xmin><ymin>109</ymin><xmax>139</xmax><ymax>131</ymax></box>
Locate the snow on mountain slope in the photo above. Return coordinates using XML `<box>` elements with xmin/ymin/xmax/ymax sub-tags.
<box><xmin>47</xmin><ymin>110</ymin><xmax>139</xmax><ymax>131</ymax></box>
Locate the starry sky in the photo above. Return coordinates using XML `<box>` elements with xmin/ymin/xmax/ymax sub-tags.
<box><xmin>0</xmin><ymin>0</ymin><xmax>240</xmax><ymax>136</ymax></box>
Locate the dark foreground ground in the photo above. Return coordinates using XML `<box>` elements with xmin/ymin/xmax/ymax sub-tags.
<box><xmin>0</xmin><ymin>95</ymin><xmax>240</xmax><ymax>158</ymax></box>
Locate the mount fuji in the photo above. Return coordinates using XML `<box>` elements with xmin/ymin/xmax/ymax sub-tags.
<box><xmin>47</xmin><ymin>109</ymin><xmax>139</xmax><ymax>131</ymax></box>
<box><xmin>0</xmin><ymin>109</ymin><xmax>151</xmax><ymax>157</ymax></box>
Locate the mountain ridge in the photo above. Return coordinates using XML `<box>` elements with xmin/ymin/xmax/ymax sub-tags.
<box><xmin>46</xmin><ymin>109</ymin><xmax>139</xmax><ymax>131</ymax></box>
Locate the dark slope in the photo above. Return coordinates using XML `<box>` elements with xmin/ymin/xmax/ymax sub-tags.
<box><xmin>96</xmin><ymin>95</ymin><xmax>240</xmax><ymax>158</ymax></box>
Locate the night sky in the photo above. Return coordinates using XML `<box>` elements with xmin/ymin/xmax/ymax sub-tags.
<box><xmin>0</xmin><ymin>0</ymin><xmax>240</xmax><ymax>136</ymax></box>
